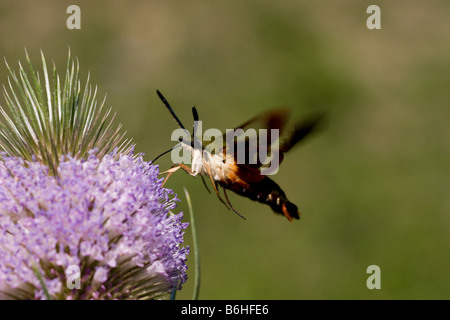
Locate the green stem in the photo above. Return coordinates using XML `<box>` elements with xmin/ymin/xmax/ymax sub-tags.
<box><xmin>183</xmin><ymin>188</ymin><xmax>200</xmax><ymax>300</ymax></box>
<box><xmin>32</xmin><ymin>263</ymin><xmax>52</xmax><ymax>300</ymax></box>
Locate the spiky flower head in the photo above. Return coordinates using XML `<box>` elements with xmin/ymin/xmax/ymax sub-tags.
<box><xmin>0</xmin><ymin>52</ymin><xmax>189</xmax><ymax>299</ymax></box>
<box><xmin>0</xmin><ymin>50</ymin><xmax>134</xmax><ymax>175</ymax></box>
<box><xmin>0</xmin><ymin>152</ymin><xmax>188</xmax><ymax>299</ymax></box>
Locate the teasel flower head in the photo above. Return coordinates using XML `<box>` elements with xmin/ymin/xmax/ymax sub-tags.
<box><xmin>0</xmin><ymin>50</ymin><xmax>134</xmax><ymax>175</ymax></box>
<box><xmin>0</xmin><ymin>51</ymin><xmax>189</xmax><ymax>299</ymax></box>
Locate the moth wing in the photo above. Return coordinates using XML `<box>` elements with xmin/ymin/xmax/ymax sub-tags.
<box><xmin>223</xmin><ymin>108</ymin><xmax>291</xmax><ymax>168</ymax></box>
<box><xmin>279</xmin><ymin>112</ymin><xmax>325</xmax><ymax>154</ymax></box>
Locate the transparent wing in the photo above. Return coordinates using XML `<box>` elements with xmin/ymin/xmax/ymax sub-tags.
<box><xmin>224</xmin><ymin>108</ymin><xmax>325</xmax><ymax>173</ymax></box>
<box><xmin>223</xmin><ymin>108</ymin><xmax>291</xmax><ymax>168</ymax></box>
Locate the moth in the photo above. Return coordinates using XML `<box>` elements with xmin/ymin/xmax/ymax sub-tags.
<box><xmin>153</xmin><ymin>90</ymin><xmax>323</xmax><ymax>221</ymax></box>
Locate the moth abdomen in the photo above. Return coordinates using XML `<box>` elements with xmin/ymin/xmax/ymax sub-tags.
<box><xmin>222</xmin><ymin>176</ymin><xmax>300</xmax><ymax>221</ymax></box>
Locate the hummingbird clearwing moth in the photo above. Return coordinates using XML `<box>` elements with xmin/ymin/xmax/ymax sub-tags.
<box><xmin>153</xmin><ymin>90</ymin><xmax>324</xmax><ymax>221</ymax></box>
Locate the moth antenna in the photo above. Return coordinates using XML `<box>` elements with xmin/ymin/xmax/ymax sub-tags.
<box><xmin>156</xmin><ymin>89</ymin><xmax>188</xmax><ymax>131</ymax></box>
<box><xmin>192</xmin><ymin>106</ymin><xmax>199</xmax><ymax>122</ymax></box>
<box><xmin>192</xmin><ymin>106</ymin><xmax>201</xmax><ymax>141</ymax></box>
<box><xmin>151</xmin><ymin>147</ymin><xmax>174</xmax><ymax>163</ymax></box>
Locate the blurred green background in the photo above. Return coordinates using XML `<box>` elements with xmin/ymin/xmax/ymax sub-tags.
<box><xmin>0</xmin><ymin>0</ymin><xmax>449</xmax><ymax>299</ymax></box>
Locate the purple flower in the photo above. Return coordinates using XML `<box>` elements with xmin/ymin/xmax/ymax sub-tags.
<box><xmin>0</xmin><ymin>151</ymin><xmax>189</xmax><ymax>300</ymax></box>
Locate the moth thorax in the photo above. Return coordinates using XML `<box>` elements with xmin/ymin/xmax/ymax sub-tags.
<box><xmin>191</xmin><ymin>147</ymin><xmax>204</xmax><ymax>175</ymax></box>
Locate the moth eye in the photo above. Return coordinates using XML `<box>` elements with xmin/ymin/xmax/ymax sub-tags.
<box><xmin>178</xmin><ymin>137</ymin><xmax>183</xmax><ymax>142</ymax></box>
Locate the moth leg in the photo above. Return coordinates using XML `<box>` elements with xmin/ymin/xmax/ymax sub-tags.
<box><xmin>177</xmin><ymin>163</ymin><xmax>196</xmax><ymax>176</ymax></box>
<box><xmin>160</xmin><ymin>163</ymin><xmax>181</xmax><ymax>175</ymax></box>
<box><xmin>160</xmin><ymin>164</ymin><xmax>181</xmax><ymax>187</ymax></box>
<box><xmin>204</xmin><ymin>164</ymin><xmax>230</xmax><ymax>210</ymax></box>
<box><xmin>160</xmin><ymin>163</ymin><xmax>195</xmax><ymax>186</ymax></box>
<box><xmin>222</xmin><ymin>187</ymin><xmax>246</xmax><ymax>220</ymax></box>
<box><xmin>200</xmin><ymin>175</ymin><xmax>211</xmax><ymax>194</ymax></box>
